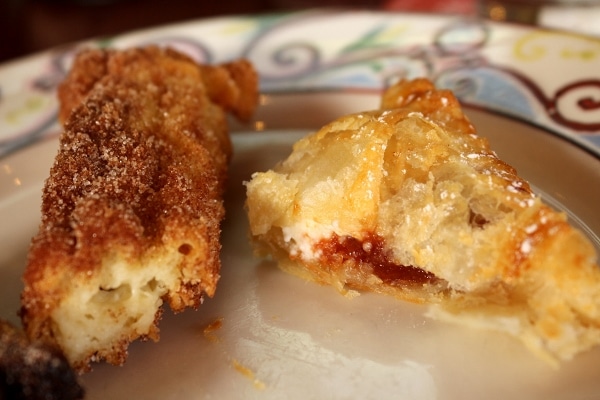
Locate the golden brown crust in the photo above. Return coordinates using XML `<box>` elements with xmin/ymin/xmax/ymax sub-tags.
<box><xmin>21</xmin><ymin>46</ymin><xmax>258</xmax><ymax>372</ymax></box>
<box><xmin>245</xmin><ymin>78</ymin><xmax>600</xmax><ymax>366</ymax></box>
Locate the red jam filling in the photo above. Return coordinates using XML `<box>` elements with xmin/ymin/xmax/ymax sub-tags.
<box><xmin>314</xmin><ymin>233</ymin><xmax>439</xmax><ymax>285</ymax></box>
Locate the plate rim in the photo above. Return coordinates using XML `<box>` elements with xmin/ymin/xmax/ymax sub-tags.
<box><xmin>2</xmin><ymin>9</ymin><xmax>600</xmax><ymax>161</ymax></box>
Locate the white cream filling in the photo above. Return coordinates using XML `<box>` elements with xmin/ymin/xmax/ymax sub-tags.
<box><xmin>282</xmin><ymin>219</ymin><xmax>341</xmax><ymax>262</ymax></box>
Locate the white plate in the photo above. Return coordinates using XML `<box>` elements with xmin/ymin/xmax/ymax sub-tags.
<box><xmin>1</xmin><ymin>10</ymin><xmax>600</xmax><ymax>400</ymax></box>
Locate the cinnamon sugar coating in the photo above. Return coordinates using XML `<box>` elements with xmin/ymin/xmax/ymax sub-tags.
<box><xmin>20</xmin><ymin>46</ymin><xmax>258</xmax><ymax>372</ymax></box>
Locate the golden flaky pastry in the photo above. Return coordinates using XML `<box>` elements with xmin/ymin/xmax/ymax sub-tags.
<box><xmin>245</xmin><ymin>78</ymin><xmax>600</xmax><ymax>366</ymax></box>
<box><xmin>20</xmin><ymin>46</ymin><xmax>258</xmax><ymax>372</ymax></box>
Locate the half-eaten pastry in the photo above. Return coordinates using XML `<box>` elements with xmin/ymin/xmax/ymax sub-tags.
<box><xmin>245</xmin><ymin>78</ymin><xmax>600</xmax><ymax>366</ymax></box>
<box><xmin>20</xmin><ymin>46</ymin><xmax>258</xmax><ymax>372</ymax></box>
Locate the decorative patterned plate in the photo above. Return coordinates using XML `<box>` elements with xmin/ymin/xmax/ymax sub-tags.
<box><xmin>1</xmin><ymin>10</ymin><xmax>599</xmax><ymax>400</ymax></box>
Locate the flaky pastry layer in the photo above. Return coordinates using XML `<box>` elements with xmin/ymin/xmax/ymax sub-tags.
<box><xmin>245</xmin><ymin>78</ymin><xmax>600</xmax><ymax>366</ymax></box>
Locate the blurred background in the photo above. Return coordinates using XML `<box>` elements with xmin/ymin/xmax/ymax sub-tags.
<box><xmin>2</xmin><ymin>0</ymin><xmax>598</xmax><ymax>64</ymax></box>
<box><xmin>0</xmin><ymin>0</ymin><xmax>386</xmax><ymax>64</ymax></box>
<box><xmin>0</xmin><ymin>0</ymin><xmax>485</xmax><ymax>64</ymax></box>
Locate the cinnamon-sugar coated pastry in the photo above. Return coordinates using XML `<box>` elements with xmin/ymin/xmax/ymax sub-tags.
<box><xmin>20</xmin><ymin>46</ymin><xmax>258</xmax><ymax>372</ymax></box>
<box><xmin>245</xmin><ymin>78</ymin><xmax>600</xmax><ymax>366</ymax></box>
